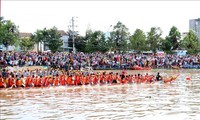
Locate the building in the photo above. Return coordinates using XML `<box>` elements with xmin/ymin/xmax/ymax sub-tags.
<box><xmin>189</xmin><ymin>18</ymin><xmax>200</xmax><ymax>39</ymax></box>
<box><xmin>58</xmin><ymin>30</ymin><xmax>72</xmax><ymax>52</ymax></box>
<box><xmin>1</xmin><ymin>31</ymin><xmax>71</xmax><ymax>52</ymax></box>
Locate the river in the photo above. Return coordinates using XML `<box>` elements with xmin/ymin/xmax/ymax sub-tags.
<box><xmin>0</xmin><ymin>69</ymin><xmax>200</xmax><ymax>120</ymax></box>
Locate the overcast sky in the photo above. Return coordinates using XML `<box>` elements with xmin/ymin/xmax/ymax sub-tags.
<box><xmin>1</xmin><ymin>1</ymin><xmax>200</xmax><ymax>37</ymax></box>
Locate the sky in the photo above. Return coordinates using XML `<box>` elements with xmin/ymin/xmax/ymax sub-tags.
<box><xmin>1</xmin><ymin>1</ymin><xmax>200</xmax><ymax>37</ymax></box>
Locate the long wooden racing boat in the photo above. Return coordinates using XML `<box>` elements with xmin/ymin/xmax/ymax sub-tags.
<box><xmin>0</xmin><ymin>74</ymin><xmax>180</xmax><ymax>90</ymax></box>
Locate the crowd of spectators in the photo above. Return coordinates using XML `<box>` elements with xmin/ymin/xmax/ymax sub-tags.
<box><xmin>0</xmin><ymin>51</ymin><xmax>200</xmax><ymax>70</ymax></box>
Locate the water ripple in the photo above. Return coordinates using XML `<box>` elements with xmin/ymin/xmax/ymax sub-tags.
<box><xmin>0</xmin><ymin>70</ymin><xmax>200</xmax><ymax>120</ymax></box>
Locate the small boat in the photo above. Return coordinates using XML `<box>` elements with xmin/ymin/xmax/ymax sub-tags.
<box><xmin>131</xmin><ymin>65</ymin><xmax>151</xmax><ymax>70</ymax></box>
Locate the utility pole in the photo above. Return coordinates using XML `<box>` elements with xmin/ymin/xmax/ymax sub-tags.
<box><xmin>71</xmin><ymin>17</ymin><xmax>75</xmax><ymax>54</ymax></box>
<box><xmin>69</xmin><ymin>17</ymin><xmax>78</xmax><ymax>53</ymax></box>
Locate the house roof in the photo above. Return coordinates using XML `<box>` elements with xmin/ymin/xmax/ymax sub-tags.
<box><xmin>58</xmin><ymin>30</ymin><xmax>67</xmax><ymax>36</ymax></box>
<box><xmin>19</xmin><ymin>32</ymin><xmax>32</xmax><ymax>38</ymax></box>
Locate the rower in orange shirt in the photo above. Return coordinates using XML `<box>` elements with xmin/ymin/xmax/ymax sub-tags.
<box><xmin>9</xmin><ymin>75</ymin><xmax>17</xmax><ymax>88</ymax></box>
<box><xmin>45</xmin><ymin>76</ymin><xmax>50</xmax><ymax>87</ymax></box>
<box><xmin>99</xmin><ymin>73</ymin><xmax>104</xmax><ymax>84</ymax></box>
<box><xmin>67</xmin><ymin>75</ymin><xmax>73</xmax><ymax>86</ymax></box>
<box><xmin>17</xmin><ymin>75</ymin><xmax>26</xmax><ymax>87</ymax></box>
<box><xmin>36</xmin><ymin>76</ymin><xmax>42</xmax><ymax>87</ymax></box>
<box><xmin>74</xmin><ymin>74</ymin><xmax>81</xmax><ymax>86</ymax></box>
<box><xmin>33</xmin><ymin>76</ymin><xmax>38</xmax><ymax>87</ymax></box>
<box><xmin>26</xmin><ymin>75</ymin><xmax>34</xmax><ymax>87</ymax></box>
<box><xmin>48</xmin><ymin>76</ymin><xmax>54</xmax><ymax>86</ymax></box>
<box><xmin>85</xmin><ymin>75</ymin><xmax>90</xmax><ymax>85</ymax></box>
<box><xmin>60</xmin><ymin>75</ymin><xmax>66</xmax><ymax>86</ymax></box>
<box><xmin>81</xmin><ymin>75</ymin><xmax>86</xmax><ymax>85</ymax></box>
<box><xmin>128</xmin><ymin>75</ymin><xmax>133</xmax><ymax>84</ymax></box>
<box><xmin>0</xmin><ymin>75</ymin><xmax>5</xmax><ymax>88</ymax></box>
<box><xmin>92</xmin><ymin>74</ymin><xmax>98</xmax><ymax>85</ymax></box>
<box><xmin>121</xmin><ymin>75</ymin><xmax>128</xmax><ymax>84</ymax></box>
<box><xmin>41</xmin><ymin>76</ymin><xmax>47</xmax><ymax>87</ymax></box>
<box><xmin>54</xmin><ymin>75</ymin><xmax>59</xmax><ymax>86</ymax></box>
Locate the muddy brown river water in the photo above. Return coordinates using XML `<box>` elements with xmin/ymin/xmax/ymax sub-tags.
<box><xmin>0</xmin><ymin>69</ymin><xmax>200</xmax><ymax>120</ymax></box>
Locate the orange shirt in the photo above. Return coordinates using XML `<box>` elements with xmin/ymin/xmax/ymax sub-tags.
<box><xmin>93</xmin><ymin>76</ymin><xmax>98</xmax><ymax>84</ymax></box>
<box><xmin>9</xmin><ymin>78</ymin><xmax>15</xmax><ymax>86</ymax></box>
<box><xmin>85</xmin><ymin>76</ymin><xmax>90</xmax><ymax>84</ymax></box>
<box><xmin>0</xmin><ymin>78</ymin><xmax>4</xmax><ymax>87</ymax></box>
<box><xmin>54</xmin><ymin>77</ymin><xmax>59</xmax><ymax>86</ymax></box>
<box><xmin>75</xmin><ymin>75</ymin><xmax>81</xmax><ymax>85</ymax></box>
<box><xmin>60</xmin><ymin>76</ymin><xmax>66</xmax><ymax>86</ymax></box>
<box><xmin>67</xmin><ymin>76</ymin><xmax>73</xmax><ymax>85</ymax></box>
<box><xmin>36</xmin><ymin>78</ymin><xmax>42</xmax><ymax>86</ymax></box>
<box><xmin>17</xmin><ymin>79</ymin><xmax>22</xmax><ymax>87</ymax></box>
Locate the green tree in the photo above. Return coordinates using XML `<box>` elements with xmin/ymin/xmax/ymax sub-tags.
<box><xmin>96</xmin><ymin>32</ymin><xmax>108</xmax><ymax>53</ymax></box>
<box><xmin>180</xmin><ymin>30</ymin><xmax>200</xmax><ymax>54</ymax></box>
<box><xmin>165</xmin><ymin>26</ymin><xmax>181</xmax><ymax>51</ymax></box>
<box><xmin>32</xmin><ymin>27</ymin><xmax>62</xmax><ymax>52</ymax></box>
<box><xmin>85</xmin><ymin>30</ymin><xmax>108</xmax><ymax>53</ymax></box>
<box><xmin>32</xmin><ymin>28</ymin><xmax>48</xmax><ymax>52</ymax></box>
<box><xmin>46</xmin><ymin>27</ymin><xmax>62</xmax><ymax>52</ymax></box>
<box><xmin>147</xmin><ymin>27</ymin><xmax>162</xmax><ymax>53</ymax></box>
<box><xmin>111</xmin><ymin>21</ymin><xmax>130</xmax><ymax>52</ymax></box>
<box><xmin>0</xmin><ymin>17</ymin><xmax>19</xmax><ymax>50</ymax></box>
<box><xmin>84</xmin><ymin>29</ymin><xmax>95</xmax><ymax>52</ymax></box>
<box><xmin>107</xmin><ymin>31</ymin><xmax>118</xmax><ymax>51</ymax></box>
<box><xmin>130</xmin><ymin>29</ymin><xmax>147</xmax><ymax>52</ymax></box>
<box><xmin>19</xmin><ymin>37</ymin><xmax>35</xmax><ymax>51</ymax></box>
<box><xmin>74</xmin><ymin>35</ymin><xmax>87</xmax><ymax>52</ymax></box>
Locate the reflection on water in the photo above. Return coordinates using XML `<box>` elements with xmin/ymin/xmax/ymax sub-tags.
<box><xmin>0</xmin><ymin>70</ymin><xmax>200</xmax><ymax>120</ymax></box>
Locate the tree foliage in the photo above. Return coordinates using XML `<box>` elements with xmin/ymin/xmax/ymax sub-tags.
<box><xmin>180</xmin><ymin>30</ymin><xmax>200</xmax><ymax>54</ymax></box>
<box><xmin>2</xmin><ymin>16</ymin><xmax>200</xmax><ymax>55</ymax></box>
<box><xmin>32</xmin><ymin>27</ymin><xmax>62</xmax><ymax>52</ymax></box>
<box><xmin>111</xmin><ymin>21</ymin><xmax>130</xmax><ymax>52</ymax></box>
<box><xmin>0</xmin><ymin>17</ymin><xmax>19</xmax><ymax>48</ymax></box>
<box><xmin>165</xmin><ymin>26</ymin><xmax>181</xmax><ymax>51</ymax></box>
<box><xmin>130</xmin><ymin>29</ymin><xmax>147</xmax><ymax>52</ymax></box>
<box><xmin>147</xmin><ymin>27</ymin><xmax>162</xmax><ymax>53</ymax></box>
<box><xmin>74</xmin><ymin>35</ymin><xmax>87</xmax><ymax>52</ymax></box>
<box><xmin>19</xmin><ymin>37</ymin><xmax>35</xmax><ymax>51</ymax></box>
<box><xmin>47</xmin><ymin>27</ymin><xmax>63</xmax><ymax>52</ymax></box>
<box><xmin>84</xmin><ymin>30</ymin><xmax>109</xmax><ymax>53</ymax></box>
